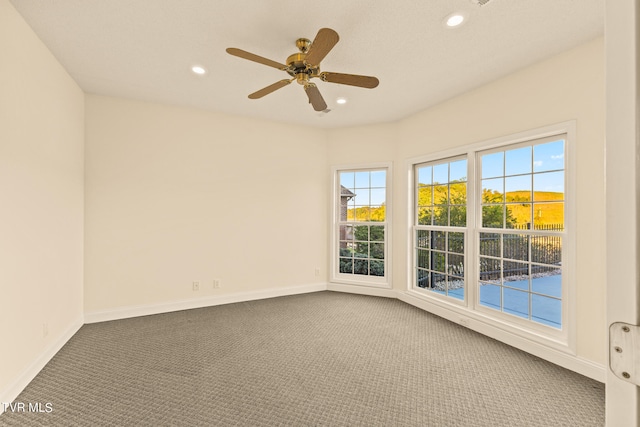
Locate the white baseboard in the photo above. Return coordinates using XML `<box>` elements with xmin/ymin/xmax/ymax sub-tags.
<box><xmin>84</xmin><ymin>282</ymin><xmax>328</xmax><ymax>324</ymax></box>
<box><xmin>1</xmin><ymin>316</ymin><xmax>83</xmax><ymax>414</ymax></box>
<box><xmin>327</xmin><ymin>282</ymin><xmax>397</xmax><ymax>298</ymax></box>
<box><xmin>397</xmin><ymin>290</ymin><xmax>606</xmax><ymax>382</ymax></box>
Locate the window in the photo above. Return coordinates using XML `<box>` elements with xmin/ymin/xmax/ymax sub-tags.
<box><xmin>411</xmin><ymin>127</ymin><xmax>571</xmax><ymax>341</ymax></box>
<box><xmin>478</xmin><ymin>138</ymin><xmax>565</xmax><ymax>329</ymax></box>
<box><xmin>414</xmin><ymin>158</ymin><xmax>467</xmax><ymax>300</ymax></box>
<box><xmin>333</xmin><ymin>166</ymin><xmax>389</xmax><ymax>286</ymax></box>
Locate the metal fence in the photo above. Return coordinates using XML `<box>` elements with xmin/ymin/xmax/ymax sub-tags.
<box><xmin>416</xmin><ymin>224</ymin><xmax>562</xmax><ymax>288</ymax></box>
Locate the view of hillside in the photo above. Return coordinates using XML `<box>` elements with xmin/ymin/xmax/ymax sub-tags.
<box><xmin>345</xmin><ymin>184</ymin><xmax>563</xmax><ymax>228</ymax></box>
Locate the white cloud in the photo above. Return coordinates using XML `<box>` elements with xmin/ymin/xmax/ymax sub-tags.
<box><xmin>551</xmin><ymin>154</ymin><xmax>564</xmax><ymax>160</ymax></box>
<box><xmin>534</xmin><ymin>161</ymin><xmax>543</xmax><ymax>167</ymax></box>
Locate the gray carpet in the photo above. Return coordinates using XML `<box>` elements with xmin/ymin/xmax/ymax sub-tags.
<box><xmin>1</xmin><ymin>291</ymin><xmax>604</xmax><ymax>426</ymax></box>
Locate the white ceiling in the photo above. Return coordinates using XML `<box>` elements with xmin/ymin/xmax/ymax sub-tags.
<box><xmin>10</xmin><ymin>0</ymin><xmax>604</xmax><ymax>129</ymax></box>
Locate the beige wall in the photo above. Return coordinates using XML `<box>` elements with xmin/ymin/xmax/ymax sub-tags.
<box><xmin>328</xmin><ymin>38</ymin><xmax>606</xmax><ymax>365</ymax></box>
<box><xmin>0</xmin><ymin>0</ymin><xmax>85</xmax><ymax>397</ymax></box>
<box><xmin>84</xmin><ymin>95</ymin><xmax>328</xmax><ymax>313</ymax></box>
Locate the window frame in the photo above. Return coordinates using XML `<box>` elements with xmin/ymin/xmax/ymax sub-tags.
<box><xmin>407</xmin><ymin>122</ymin><xmax>576</xmax><ymax>350</ymax></box>
<box><xmin>331</xmin><ymin>163</ymin><xmax>392</xmax><ymax>288</ymax></box>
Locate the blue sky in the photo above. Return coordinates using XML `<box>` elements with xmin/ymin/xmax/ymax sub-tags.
<box><xmin>340</xmin><ymin>170</ymin><xmax>387</xmax><ymax>206</ymax></box>
<box><xmin>482</xmin><ymin>140</ymin><xmax>565</xmax><ymax>194</ymax></box>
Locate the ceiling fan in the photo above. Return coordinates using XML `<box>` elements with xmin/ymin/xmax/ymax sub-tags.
<box><xmin>226</xmin><ymin>28</ymin><xmax>379</xmax><ymax>112</ymax></box>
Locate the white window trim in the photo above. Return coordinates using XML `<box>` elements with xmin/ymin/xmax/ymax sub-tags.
<box><xmin>405</xmin><ymin>121</ymin><xmax>577</xmax><ymax>353</ymax></box>
<box><xmin>330</xmin><ymin>162</ymin><xmax>393</xmax><ymax>289</ymax></box>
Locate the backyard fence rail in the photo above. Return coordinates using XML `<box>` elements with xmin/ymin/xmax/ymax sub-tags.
<box><xmin>416</xmin><ymin>224</ymin><xmax>563</xmax><ymax>288</ymax></box>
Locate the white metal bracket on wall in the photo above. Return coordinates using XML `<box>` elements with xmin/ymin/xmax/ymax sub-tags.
<box><xmin>610</xmin><ymin>322</ymin><xmax>640</xmax><ymax>386</ymax></box>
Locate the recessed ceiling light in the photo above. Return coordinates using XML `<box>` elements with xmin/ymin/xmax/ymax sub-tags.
<box><xmin>444</xmin><ymin>13</ymin><xmax>466</xmax><ymax>28</ymax></box>
<box><xmin>191</xmin><ymin>65</ymin><xmax>206</xmax><ymax>75</ymax></box>
<box><xmin>336</xmin><ymin>97</ymin><xmax>347</xmax><ymax>105</ymax></box>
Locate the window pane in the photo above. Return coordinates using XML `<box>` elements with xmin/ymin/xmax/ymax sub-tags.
<box><xmin>416</xmin><ymin>249</ymin><xmax>430</xmax><ymax>269</ymax></box>
<box><xmin>534</xmin><ymin>140</ymin><xmax>564</xmax><ymax>173</ymax></box>
<box><xmin>503</xmin><ymin>257</ymin><xmax>529</xmax><ymax>278</ymax></box>
<box><xmin>482</xmin><ymin>152</ymin><xmax>504</xmax><ymax>179</ymax></box>
<box><xmin>504</xmin><ymin>288</ymin><xmax>529</xmax><ymax>319</ymax></box>
<box><xmin>339</xmin><ymin>224</ymin><xmax>353</xmax><ymax>240</ymax></box>
<box><xmin>503</xmin><ymin>260</ymin><xmax>529</xmax><ymax>290</ymax></box>
<box><xmin>449</xmin><ymin>205</ymin><xmax>466</xmax><ymax>227</ymax></box>
<box><xmin>370</xmin><ymin>260</ymin><xmax>384</xmax><ymax>276</ymax></box>
<box><xmin>503</xmin><ymin>234</ymin><xmax>529</xmax><ymax>261</ymax></box>
<box><xmin>354</xmin><ymin>242</ymin><xmax>368</xmax><ymax>258</ymax></box>
<box><xmin>479</xmin><ymin>257</ymin><xmax>501</xmax><ymax>282</ymax></box>
<box><xmin>480</xmin><ymin>283</ymin><xmax>501</xmax><ymax>309</ymax></box>
<box><xmin>505</xmin><ymin>175</ymin><xmax>531</xmax><ymax>202</ymax></box>
<box><xmin>507</xmin><ymin>203</ymin><xmax>531</xmax><ymax>229</ymax></box>
<box><xmin>417</xmin><ymin>207</ymin><xmax>433</xmax><ymax>225</ymax></box>
<box><xmin>505</xmin><ymin>146</ymin><xmax>532</xmax><ymax>176</ymax></box>
<box><xmin>433</xmin><ymin>163</ymin><xmax>448</xmax><ymax>184</ymax></box>
<box><xmin>416</xmin><ymin>230</ymin><xmax>430</xmax><ymax>249</ymax></box>
<box><xmin>448</xmin><ymin>254</ymin><xmax>464</xmax><ymax>277</ymax></box>
<box><xmin>532</xmin><ymin>294</ymin><xmax>561</xmax><ymax>328</ymax></box>
<box><xmin>354</xmin><ymin>259</ymin><xmax>369</xmax><ymax>275</ymax></box>
<box><xmin>353</xmin><ymin>225</ymin><xmax>369</xmax><ymax>240</ymax></box>
<box><xmin>433</xmin><ymin>207</ymin><xmax>448</xmax><ymax>226</ymax></box>
<box><xmin>432</xmin><ymin>231</ymin><xmax>446</xmax><ymax>251</ymax></box>
<box><xmin>370</xmin><ymin>242</ymin><xmax>384</xmax><ymax>259</ymax></box>
<box><xmin>418</xmin><ymin>185</ymin><xmax>433</xmax><ymax>206</ymax></box>
<box><xmin>433</xmin><ymin>252</ymin><xmax>446</xmax><ymax>273</ymax></box>
<box><xmin>340</xmin><ymin>172</ymin><xmax>354</xmax><ymax>188</ymax></box>
<box><xmin>434</xmin><ymin>185</ymin><xmax>448</xmax><ymax>205</ymax></box>
<box><xmin>370</xmin><ymin>205</ymin><xmax>385</xmax><ymax>222</ymax></box>
<box><xmin>482</xmin><ymin>205</ymin><xmax>504</xmax><ymax>228</ymax></box>
<box><xmin>482</xmin><ymin>179</ymin><xmax>504</xmax><ymax>202</ymax></box>
<box><xmin>339</xmin><ymin>258</ymin><xmax>353</xmax><ymax>274</ymax></box>
<box><xmin>448</xmin><ymin>277</ymin><xmax>464</xmax><ymax>300</ymax></box>
<box><xmin>432</xmin><ymin>273</ymin><xmax>446</xmax><ymax>290</ymax></box>
<box><xmin>417</xmin><ymin>166</ymin><xmax>432</xmax><ymax>185</ymax></box>
<box><xmin>450</xmin><ymin>160</ymin><xmax>467</xmax><ymax>181</ymax></box>
<box><xmin>370</xmin><ymin>188</ymin><xmax>385</xmax><ymax>205</ymax></box>
<box><xmin>370</xmin><ymin>170</ymin><xmax>386</xmax><ymax>187</ymax></box>
<box><xmin>370</xmin><ymin>225</ymin><xmax>384</xmax><ymax>242</ymax></box>
<box><xmin>416</xmin><ymin>269</ymin><xmax>430</xmax><ymax>288</ymax></box>
<box><xmin>479</xmin><ymin>233</ymin><xmax>501</xmax><ymax>257</ymax></box>
<box><xmin>354</xmin><ymin>171</ymin><xmax>369</xmax><ymax>188</ymax></box>
<box><xmin>448</xmin><ymin>232</ymin><xmax>465</xmax><ymax>254</ymax></box>
<box><xmin>533</xmin><ymin>203</ymin><xmax>564</xmax><ymax>230</ymax></box>
<box><xmin>534</xmin><ymin>171</ymin><xmax>564</xmax><ymax>200</ymax></box>
<box><xmin>450</xmin><ymin>182</ymin><xmax>466</xmax><ymax>204</ymax></box>
<box><xmin>531</xmin><ymin>268</ymin><xmax>561</xmax><ymax>298</ymax></box>
<box><xmin>532</xmin><ymin>235</ymin><xmax>561</xmax><ymax>264</ymax></box>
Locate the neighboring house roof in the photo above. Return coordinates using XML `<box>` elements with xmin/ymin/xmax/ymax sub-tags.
<box><xmin>340</xmin><ymin>186</ymin><xmax>356</xmax><ymax>199</ymax></box>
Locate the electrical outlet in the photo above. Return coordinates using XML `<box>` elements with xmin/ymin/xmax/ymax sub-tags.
<box><xmin>42</xmin><ymin>323</ymin><xmax>49</xmax><ymax>338</ymax></box>
<box><xmin>192</xmin><ymin>281</ymin><xmax>200</xmax><ymax>291</ymax></box>
<box><xmin>213</xmin><ymin>279</ymin><xmax>220</xmax><ymax>289</ymax></box>
<box><xmin>315</xmin><ymin>268</ymin><xmax>320</xmax><ymax>276</ymax></box>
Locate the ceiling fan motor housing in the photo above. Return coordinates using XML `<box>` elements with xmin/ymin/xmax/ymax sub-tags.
<box><xmin>286</xmin><ymin>52</ymin><xmax>320</xmax><ymax>82</ymax></box>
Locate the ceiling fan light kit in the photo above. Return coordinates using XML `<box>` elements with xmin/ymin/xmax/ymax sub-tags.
<box><xmin>226</xmin><ymin>28</ymin><xmax>379</xmax><ymax>112</ymax></box>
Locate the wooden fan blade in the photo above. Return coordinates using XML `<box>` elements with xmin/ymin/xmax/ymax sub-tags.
<box><xmin>304</xmin><ymin>84</ymin><xmax>328</xmax><ymax>111</ymax></box>
<box><xmin>226</xmin><ymin>48</ymin><xmax>288</xmax><ymax>70</ymax></box>
<box><xmin>304</xmin><ymin>28</ymin><xmax>339</xmax><ymax>66</ymax></box>
<box><xmin>248</xmin><ymin>79</ymin><xmax>292</xmax><ymax>99</ymax></box>
<box><xmin>320</xmin><ymin>72</ymin><xmax>379</xmax><ymax>88</ymax></box>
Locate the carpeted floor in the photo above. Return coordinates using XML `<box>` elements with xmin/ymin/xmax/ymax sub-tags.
<box><xmin>1</xmin><ymin>291</ymin><xmax>604</xmax><ymax>426</ymax></box>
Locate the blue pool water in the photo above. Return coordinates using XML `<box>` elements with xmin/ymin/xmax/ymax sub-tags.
<box><xmin>427</xmin><ymin>275</ymin><xmax>562</xmax><ymax>328</ymax></box>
